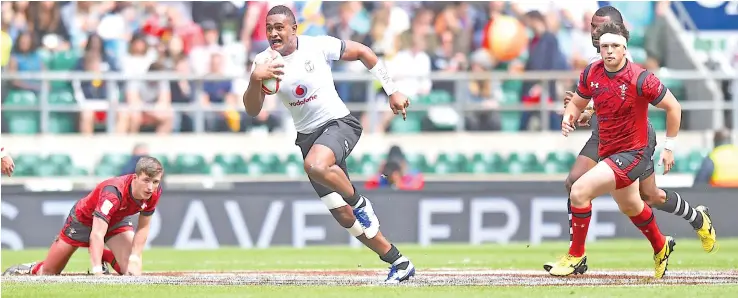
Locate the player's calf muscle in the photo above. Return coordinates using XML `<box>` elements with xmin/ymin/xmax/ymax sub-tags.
<box><xmin>329</xmin><ymin>207</ymin><xmax>357</xmax><ymax>228</ymax></box>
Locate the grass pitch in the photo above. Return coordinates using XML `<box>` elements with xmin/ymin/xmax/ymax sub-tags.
<box><xmin>2</xmin><ymin>239</ymin><xmax>737</xmax><ymax>297</ymax></box>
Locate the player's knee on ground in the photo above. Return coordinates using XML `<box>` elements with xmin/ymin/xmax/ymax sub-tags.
<box><xmin>568</xmin><ymin>182</ymin><xmax>592</xmax><ymax>208</ymax></box>
<box><xmin>639</xmin><ymin>187</ymin><xmax>665</xmax><ymax>206</ymax></box>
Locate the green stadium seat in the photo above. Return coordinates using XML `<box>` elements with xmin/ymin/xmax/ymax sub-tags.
<box><xmin>500</xmin><ymin>90</ymin><xmax>522</xmax><ymax>132</ymax></box>
<box><xmin>35</xmin><ymin>162</ymin><xmax>59</xmax><ymax>177</ymax></box>
<box><xmin>48</xmin><ymin>51</ymin><xmax>79</xmax><ymax>91</ymax></box>
<box><xmin>60</xmin><ymin>166</ymin><xmax>88</xmax><ymax>177</ymax></box>
<box><xmin>174</xmin><ymin>154</ymin><xmax>207</xmax><ymax>174</ymax></box>
<box><xmin>3</xmin><ymin>91</ymin><xmax>40</xmax><ymax>134</ymax></box>
<box><xmin>405</xmin><ymin>152</ymin><xmax>429</xmax><ymax>173</ymax></box>
<box><xmin>427</xmin><ymin>90</ymin><xmax>453</xmax><ymax>104</ymax></box>
<box><xmin>502</xmin><ymin>80</ymin><xmax>523</xmax><ymax>94</ymax></box>
<box><xmin>100</xmin><ymin>153</ymin><xmax>130</xmax><ymax>168</ymax></box>
<box><xmin>431</xmin><ymin>153</ymin><xmax>455</xmax><ymax>174</ymax></box>
<box><xmin>13</xmin><ymin>154</ymin><xmax>42</xmax><ymax>177</ymax></box>
<box><xmin>46</xmin><ymin>154</ymin><xmax>72</xmax><ymax>168</ymax></box>
<box><xmin>630</xmin><ymin>30</ymin><xmax>645</xmax><ymax>48</ymax></box>
<box><xmin>95</xmin><ymin>164</ymin><xmax>121</xmax><ymax>177</ymax></box>
<box><xmin>629</xmin><ymin>46</ymin><xmax>647</xmax><ymax>65</ymax></box>
<box><xmin>359</xmin><ymin>153</ymin><xmax>379</xmax><ymax>175</ymax></box>
<box><xmin>489</xmin><ymin>153</ymin><xmax>508</xmax><ymax>173</ymax></box>
<box><xmin>507</xmin><ymin>152</ymin><xmax>541</xmax><ymax>173</ymax></box>
<box><xmin>283</xmin><ymin>154</ymin><xmax>303</xmax><ymax>177</ymax></box>
<box><xmin>648</xmin><ymin>111</ymin><xmax>666</xmax><ymax>131</ymax></box>
<box><xmin>213</xmin><ymin>154</ymin><xmax>247</xmax><ymax>174</ymax></box>
<box><xmin>466</xmin><ymin>153</ymin><xmax>490</xmax><ymax>173</ymax></box>
<box><xmin>685</xmin><ymin>150</ymin><xmax>708</xmax><ymax>173</ymax></box>
<box><xmin>346</xmin><ymin>155</ymin><xmax>359</xmax><ymax>174</ymax></box>
<box><xmin>150</xmin><ymin>154</ymin><xmax>171</xmax><ymax>170</ymax></box>
<box><xmin>546</xmin><ymin>151</ymin><xmax>576</xmax><ymax>169</ymax></box>
<box><xmin>390</xmin><ymin>111</ymin><xmax>423</xmax><ymax>133</ymax></box>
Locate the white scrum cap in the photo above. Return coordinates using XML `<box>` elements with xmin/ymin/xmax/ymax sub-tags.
<box><xmin>599</xmin><ymin>33</ymin><xmax>628</xmax><ymax>49</ymax></box>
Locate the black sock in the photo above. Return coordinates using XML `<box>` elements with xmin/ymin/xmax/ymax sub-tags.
<box><xmin>344</xmin><ymin>186</ymin><xmax>366</xmax><ymax>208</ymax></box>
<box><xmin>658</xmin><ymin>190</ymin><xmax>703</xmax><ymax>229</ymax></box>
<box><xmin>380</xmin><ymin>244</ymin><xmax>408</xmax><ymax>269</ymax></box>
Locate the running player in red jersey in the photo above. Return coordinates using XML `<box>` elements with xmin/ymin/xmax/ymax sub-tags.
<box><xmin>547</xmin><ymin>22</ymin><xmax>678</xmax><ymax>279</ymax></box>
<box><xmin>546</xmin><ymin>6</ymin><xmax>715</xmax><ymax>276</ymax></box>
<box><xmin>3</xmin><ymin>157</ymin><xmax>164</xmax><ymax>276</ymax></box>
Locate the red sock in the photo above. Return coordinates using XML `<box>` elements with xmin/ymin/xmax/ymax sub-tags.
<box><xmin>102</xmin><ymin>249</ymin><xmax>123</xmax><ymax>275</ymax></box>
<box><xmin>31</xmin><ymin>261</ymin><xmax>44</xmax><ymax>275</ymax></box>
<box><xmin>630</xmin><ymin>204</ymin><xmax>666</xmax><ymax>253</ymax></box>
<box><xmin>568</xmin><ymin>204</ymin><xmax>592</xmax><ymax>257</ymax></box>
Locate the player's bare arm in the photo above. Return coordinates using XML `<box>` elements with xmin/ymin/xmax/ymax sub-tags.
<box><xmin>562</xmin><ymin>92</ymin><xmax>589</xmax><ymax>136</ymax></box>
<box><xmin>654</xmin><ymin>89</ymin><xmax>682</xmax><ymax>174</ymax></box>
<box><xmin>243</xmin><ymin>61</ymin><xmax>283</xmax><ymax>117</ymax></box>
<box><xmin>339</xmin><ymin>40</ymin><xmax>410</xmax><ymax>119</ymax></box>
<box><xmin>126</xmin><ymin>214</ymin><xmax>152</xmax><ymax>276</ymax></box>
<box><xmin>89</xmin><ymin>216</ymin><xmax>109</xmax><ymax>275</ymax></box>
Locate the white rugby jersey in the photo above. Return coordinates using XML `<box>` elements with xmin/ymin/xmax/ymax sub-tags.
<box><xmin>252</xmin><ymin>35</ymin><xmax>350</xmax><ymax>134</ymax></box>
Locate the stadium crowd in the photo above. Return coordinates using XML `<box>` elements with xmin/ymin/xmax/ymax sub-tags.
<box><xmin>2</xmin><ymin>1</ymin><xmax>670</xmax><ymax>135</ymax></box>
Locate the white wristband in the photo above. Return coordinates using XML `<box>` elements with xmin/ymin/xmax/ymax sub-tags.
<box><xmin>369</xmin><ymin>60</ymin><xmax>398</xmax><ymax>96</ymax></box>
<box><xmin>91</xmin><ymin>265</ymin><xmax>104</xmax><ymax>274</ymax></box>
<box><xmin>0</xmin><ymin>147</ymin><xmax>6</xmax><ymax>158</ymax></box>
<box><xmin>663</xmin><ymin>137</ymin><xmax>676</xmax><ymax>151</ymax></box>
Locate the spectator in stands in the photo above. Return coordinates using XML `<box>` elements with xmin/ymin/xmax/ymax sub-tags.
<box><xmin>328</xmin><ymin>2</ymin><xmax>368</xmax><ymax>103</ymax></box>
<box><xmin>519</xmin><ymin>10</ymin><xmax>569</xmax><ymax>131</ymax></box>
<box><xmin>202</xmin><ymin>52</ymin><xmax>242</xmax><ymax>132</ymax></box>
<box><xmin>365</xmin><ymin>145</ymin><xmax>424</xmax><ymax>191</ymax></box>
<box><xmin>398</xmin><ymin>8</ymin><xmax>438</xmax><ymax>56</ymax></box>
<box><xmin>644</xmin><ymin>1</ymin><xmax>671</xmax><ymax>70</ymax></box>
<box><xmin>694</xmin><ymin>129</ymin><xmax>738</xmax><ymax>188</ymax></box>
<box><xmin>60</xmin><ymin>1</ymin><xmax>105</xmax><ymax>51</ymax></box>
<box><xmin>466</xmin><ymin>49</ymin><xmax>502</xmax><ymax>131</ymax></box>
<box><xmin>27</xmin><ymin>1</ymin><xmax>70</xmax><ymax>48</ymax></box>
<box><xmin>189</xmin><ymin>20</ymin><xmax>225</xmax><ymax>76</ymax></box>
<box><xmin>121</xmin><ymin>34</ymin><xmax>155</xmax><ymax>81</ymax></box>
<box><xmin>8</xmin><ymin>2</ymin><xmax>30</xmax><ymax>39</ymax></box>
<box><xmin>7</xmin><ymin>31</ymin><xmax>43</xmax><ymax>93</ymax></box>
<box><xmin>570</xmin><ymin>11</ymin><xmax>598</xmax><ymax>70</ymax></box>
<box><xmin>120</xmin><ymin>143</ymin><xmax>150</xmax><ymax>175</ymax></box>
<box><xmin>1</xmin><ymin>6</ymin><xmax>13</xmax><ymax>69</ymax></box>
<box><xmin>125</xmin><ymin>62</ymin><xmax>174</xmax><ymax>135</ymax></box>
<box><xmin>162</xmin><ymin>35</ymin><xmax>186</xmax><ymax>70</ymax></box>
<box><xmin>80</xmin><ymin>33</ymin><xmax>117</xmax><ymax>72</ymax></box>
<box><xmin>170</xmin><ymin>56</ymin><xmax>195</xmax><ymax>132</ymax></box>
<box><xmin>73</xmin><ymin>53</ymin><xmax>121</xmax><ymax>135</ymax></box>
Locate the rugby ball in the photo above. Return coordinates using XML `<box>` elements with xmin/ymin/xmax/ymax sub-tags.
<box><xmin>260</xmin><ymin>50</ymin><xmax>285</xmax><ymax>95</ymax></box>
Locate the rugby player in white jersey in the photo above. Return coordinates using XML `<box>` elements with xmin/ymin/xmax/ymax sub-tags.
<box><xmin>242</xmin><ymin>5</ymin><xmax>414</xmax><ymax>283</ymax></box>
<box><xmin>545</xmin><ymin>5</ymin><xmax>717</xmax><ymax>272</ymax></box>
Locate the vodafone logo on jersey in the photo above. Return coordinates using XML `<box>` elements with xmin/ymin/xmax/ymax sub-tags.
<box><xmin>293</xmin><ymin>85</ymin><xmax>308</xmax><ymax>98</ymax></box>
<box><xmin>289</xmin><ymin>84</ymin><xmax>317</xmax><ymax>107</ymax></box>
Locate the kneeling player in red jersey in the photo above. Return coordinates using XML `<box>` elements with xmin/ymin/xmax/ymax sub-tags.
<box><xmin>3</xmin><ymin>157</ymin><xmax>164</xmax><ymax>276</ymax></box>
<box><xmin>547</xmin><ymin>22</ymin><xmax>679</xmax><ymax>279</ymax></box>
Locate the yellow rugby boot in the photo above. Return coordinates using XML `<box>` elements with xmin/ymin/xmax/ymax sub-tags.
<box><xmin>547</xmin><ymin>254</ymin><xmax>588</xmax><ymax>276</ymax></box>
<box><xmin>695</xmin><ymin>205</ymin><xmax>718</xmax><ymax>253</ymax></box>
<box><xmin>654</xmin><ymin>236</ymin><xmax>676</xmax><ymax>279</ymax></box>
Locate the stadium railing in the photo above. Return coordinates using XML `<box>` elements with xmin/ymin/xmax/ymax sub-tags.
<box><xmin>2</xmin><ymin>70</ymin><xmax>736</xmax><ymax>135</ymax></box>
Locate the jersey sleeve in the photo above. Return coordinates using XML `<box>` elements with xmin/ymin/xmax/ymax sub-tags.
<box><xmin>93</xmin><ymin>185</ymin><xmax>122</xmax><ymax>224</ymax></box>
<box><xmin>576</xmin><ymin>64</ymin><xmax>594</xmax><ymax>99</ymax></box>
<box><xmin>637</xmin><ymin>71</ymin><xmax>668</xmax><ymax>105</ymax></box>
<box><xmin>313</xmin><ymin>35</ymin><xmax>346</xmax><ymax>61</ymax></box>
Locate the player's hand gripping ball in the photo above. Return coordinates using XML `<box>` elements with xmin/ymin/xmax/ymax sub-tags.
<box><xmin>255</xmin><ymin>49</ymin><xmax>285</xmax><ymax>95</ymax></box>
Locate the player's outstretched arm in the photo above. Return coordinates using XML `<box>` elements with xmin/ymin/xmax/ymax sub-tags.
<box><xmin>126</xmin><ymin>214</ymin><xmax>153</xmax><ymax>276</ymax></box>
<box><xmin>653</xmin><ymin>90</ymin><xmax>681</xmax><ymax>139</ymax></box>
<box><xmin>337</xmin><ymin>39</ymin><xmax>409</xmax><ymax>118</ymax></box>
<box><xmin>89</xmin><ymin>217</ymin><xmax>109</xmax><ymax>275</ymax></box>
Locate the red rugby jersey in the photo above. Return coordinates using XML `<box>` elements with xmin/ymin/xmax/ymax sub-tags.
<box><xmin>576</xmin><ymin>60</ymin><xmax>667</xmax><ymax>157</ymax></box>
<box><xmin>73</xmin><ymin>174</ymin><xmax>161</xmax><ymax>227</ymax></box>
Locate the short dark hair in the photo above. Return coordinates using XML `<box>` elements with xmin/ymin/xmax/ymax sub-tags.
<box><xmin>595</xmin><ymin>21</ymin><xmax>630</xmax><ymax>42</ymax></box>
<box><xmin>714</xmin><ymin>128</ymin><xmax>732</xmax><ymax>146</ymax></box>
<box><xmin>267</xmin><ymin>5</ymin><xmax>296</xmax><ymax>25</ymax></box>
<box><xmin>135</xmin><ymin>156</ymin><xmax>163</xmax><ymax>177</ymax></box>
<box><xmin>594</xmin><ymin>5</ymin><xmax>624</xmax><ymax>24</ymax></box>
